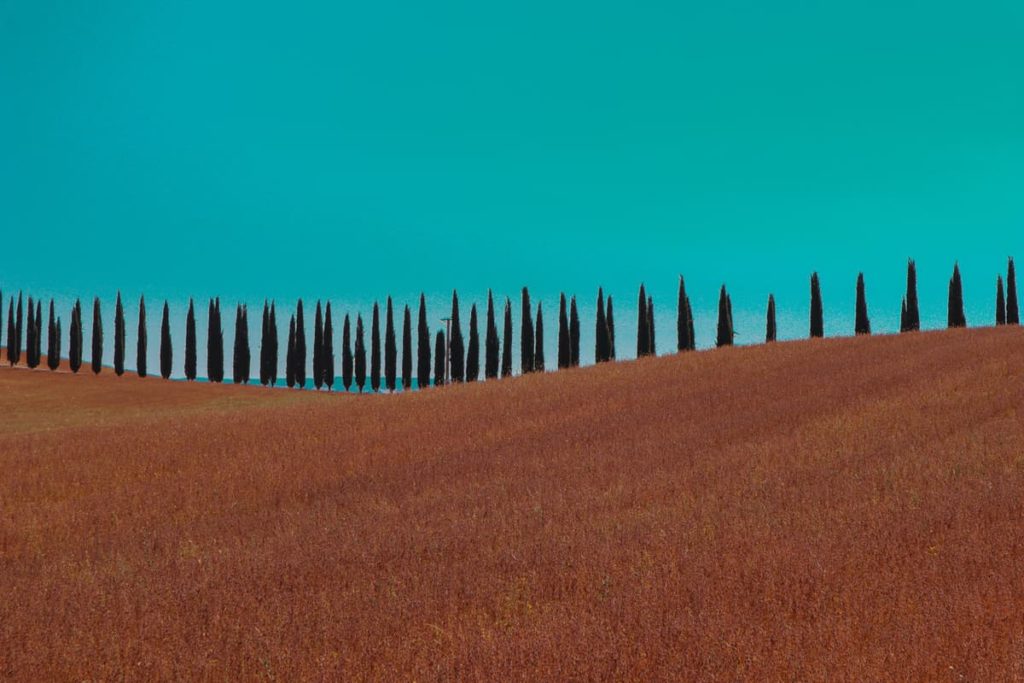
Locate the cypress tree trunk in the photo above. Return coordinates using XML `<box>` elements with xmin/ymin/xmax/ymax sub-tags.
<box><xmin>677</xmin><ymin>277</ymin><xmax>694</xmax><ymax>352</ymax></box>
<box><xmin>137</xmin><ymin>296</ymin><xmax>147</xmax><ymax>377</ymax></box>
<box><xmin>160</xmin><ymin>302</ymin><xmax>172</xmax><ymax>379</ymax></box>
<box><xmin>294</xmin><ymin>300</ymin><xmax>306</xmax><ymax>389</ymax></box>
<box><xmin>354</xmin><ymin>314</ymin><xmax>366</xmax><ymax>392</ymax></box>
<box><xmin>448</xmin><ymin>291</ymin><xmax>463</xmax><ymax>383</ymax></box>
<box><xmin>646</xmin><ymin>296</ymin><xmax>655</xmax><ymax>357</ymax></box>
<box><xmin>323</xmin><ymin>303</ymin><xmax>334</xmax><ymax>390</ymax></box>
<box><xmin>948</xmin><ymin>263</ymin><xmax>966</xmax><ymax>328</ymax></box>
<box><xmin>91</xmin><ymin>297</ymin><xmax>103</xmax><ymax>374</ymax></box>
<box><xmin>184</xmin><ymin>299</ymin><xmax>196</xmax><ymax>380</ymax></box>
<box><xmin>385</xmin><ymin>296</ymin><xmax>398</xmax><ymax>391</ymax></box>
<box><xmin>534</xmin><ymin>302</ymin><xmax>545</xmax><ymax>372</ymax></box>
<box><xmin>570</xmin><ymin>296</ymin><xmax>581</xmax><ymax>366</ymax></box>
<box><xmin>259</xmin><ymin>302</ymin><xmax>270</xmax><ymax>385</ymax></box>
<box><xmin>716</xmin><ymin>285</ymin><xmax>733</xmax><ymax>347</ymax></box>
<box><xmin>417</xmin><ymin>294</ymin><xmax>431</xmax><ymax>388</ymax></box>
<box><xmin>485</xmin><ymin>290</ymin><xmax>499</xmax><ymax>379</ymax></box>
<box><xmin>995</xmin><ymin>276</ymin><xmax>1006</xmax><ymax>325</ymax></box>
<box><xmin>520</xmin><ymin>287</ymin><xmax>534</xmax><ymax>373</ymax></box>
<box><xmin>855</xmin><ymin>273</ymin><xmax>871</xmax><ymax>335</ymax></box>
<box><xmin>636</xmin><ymin>284</ymin><xmax>649</xmax><ymax>357</ymax></box>
<box><xmin>47</xmin><ymin>300</ymin><xmax>58</xmax><ymax>370</ymax></box>
<box><xmin>809</xmin><ymin>273</ymin><xmax>824</xmax><ymax>338</ymax></box>
<box><xmin>370</xmin><ymin>302</ymin><xmax>381</xmax><ymax>392</ymax></box>
<box><xmin>401</xmin><ymin>304</ymin><xmax>412</xmax><ymax>389</ymax></box>
<box><xmin>313</xmin><ymin>301</ymin><xmax>324</xmax><ymax>389</ymax></box>
<box><xmin>342</xmin><ymin>313</ymin><xmax>354</xmax><ymax>391</ymax></box>
<box><xmin>595</xmin><ymin>288</ymin><xmax>608</xmax><ymax>362</ymax></box>
<box><xmin>113</xmin><ymin>293</ymin><xmax>125</xmax><ymax>375</ymax></box>
<box><xmin>557</xmin><ymin>293</ymin><xmax>570</xmax><ymax>369</ymax></box>
<box><xmin>268</xmin><ymin>303</ymin><xmax>279</xmax><ymax>386</ymax></box>
<box><xmin>286</xmin><ymin>315</ymin><xmax>296</xmax><ymax>388</ymax></box>
<box><xmin>1006</xmin><ymin>257</ymin><xmax>1018</xmax><ymax>324</ymax></box>
<box><xmin>433</xmin><ymin>330</ymin><xmax>446</xmax><ymax>386</ymax></box>
<box><xmin>466</xmin><ymin>304</ymin><xmax>479</xmax><ymax>382</ymax></box>
<box><xmin>766</xmin><ymin>294</ymin><xmax>777</xmax><ymax>342</ymax></box>
<box><xmin>903</xmin><ymin>259</ymin><xmax>920</xmax><ymax>332</ymax></box>
<box><xmin>607</xmin><ymin>296</ymin><xmax>616</xmax><ymax>359</ymax></box>
<box><xmin>501</xmin><ymin>298</ymin><xmax>513</xmax><ymax>378</ymax></box>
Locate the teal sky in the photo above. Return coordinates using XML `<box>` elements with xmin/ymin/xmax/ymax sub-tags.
<box><xmin>2</xmin><ymin>0</ymin><xmax>1022</xmax><ymax>374</ymax></box>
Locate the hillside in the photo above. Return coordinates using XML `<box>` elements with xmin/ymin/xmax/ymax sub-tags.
<box><xmin>2</xmin><ymin>328</ymin><xmax>1023</xmax><ymax>680</ymax></box>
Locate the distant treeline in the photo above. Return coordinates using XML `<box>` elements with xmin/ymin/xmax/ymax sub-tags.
<box><xmin>2</xmin><ymin>258</ymin><xmax>1019</xmax><ymax>389</ymax></box>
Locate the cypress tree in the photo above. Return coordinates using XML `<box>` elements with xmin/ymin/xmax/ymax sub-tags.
<box><xmin>647</xmin><ymin>296</ymin><xmax>655</xmax><ymax>357</ymax></box>
<box><xmin>323</xmin><ymin>303</ymin><xmax>335</xmax><ymax>391</ymax></box>
<box><xmin>294</xmin><ymin>300</ymin><xmax>306</xmax><ymax>389</ymax></box>
<box><xmin>370</xmin><ymin>301</ymin><xmax>381</xmax><ymax>392</ymax></box>
<box><xmin>385</xmin><ymin>296</ymin><xmax>397</xmax><ymax>391</ymax></box>
<box><xmin>68</xmin><ymin>302</ymin><xmax>81</xmax><ymax>373</ymax></box>
<box><xmin>4</xmin><ymin>296</ymin><xmax>13</xmax><ymax>366</ymax></box>
<box><xmin>185</xmin><ymin>299</ymin><xmax>197</xmax><ymax>380</ymax></box>
<box><xmin>521</xmin><ymin>287</ymin><xmax>534</xmax><ymax>373</ymax></box>
<box><xmin>809</xmin><ymin>273</ymin><xmax>824</xmax><ymax>338</ymax></box>
<box><xmin>948</xmin><ymin>263</ymin><xmax>966</xmax><ymax>328</ymax></box>
<box><xmin>716</xmin><ymin>285</ymin><xmax>733</xmax><ymax>347</ymax></box>
<box><xmin>433</xmin><ymin>330</ymin><xmax>446</xmax><ymax>386</ymax></box>
<box><xmin>417</xmin><ymin>294</ymin><xmax>431</xmax><ymax>389</ymax></box>
<box><xmin>485</xmin><ymin>290</ymin><xmax>500</xmax><ymax>379</ymax></box>
<box><xmin>354</xmin><ymin>314</ymin><xmax>366</xmax><ymax>392</ymax></box>
<box><xmin>15</xmin><ymin>293</ymin><xmax>23</xmax><ymax>366</ymax></box>
<box><xmin>766</xmin><ymin>294</ymin><xmax>777</xmax><ymax>343</ymax></box>
<box><xmin>570</xmin><ymin>296</ymin><xmax>581</xmax><ymax>366</ymax></box>
<box><xmin>855</xmin><ymin>273</ymin><xmax>871</xmax><ymax>335</ymax></box>
<box><xmin>996</xmin><ymin>275</ymin><xmax>1006</xmax><ymax>326</ymax></box>
<box><xmin>677</xmin><ymin>277</ymin><xmax>695</xmax><ymax>352</ymax></box>
<box><xmin>501</xmin><ymin>298</ymin><xmax>513</xmax><ymax>378</ymax></box>
<box><xmin>595</xmin><ymin>288</ymin><xmax>609</xmax><ymax>362</ymax></box>
<box><xmin>401</xmin><ymin>304</ymin><xmax>412</xmax><ymax>389</ymax></box>
<box><xmin>342</xmin><ymin>313</ymin><xmax>354</xmax><ymax>391</ymax></box>
<box><xmin>73</xmin><ymin>300</ymin><xmax>84</xmax><ymax>373</ymax></box>
<box><xmin>34</xmin><ymin>301</ymin><xmax>42</xmax><ymax>368</ymax></box>
<box><xmin>313</xmin><ymin>301</ymin><xmax>324</xmax><ymax>389</ymax></box>
<box><xmin>534</xmin><ymin>302</ymin><xmax>545</xmax><ymax>371</ymax></box>
<box><xmin>636</xmin><ymin>284</ymin><xmax>649</xmax><ymax>357</ymax></box>
<box><xmin>259</xmin><ymin>301</ymin><xmax>270</xmax><ymax>386</ymax></box>
<box><xmin>91</xmin><ymin>297</ymin><xmax>103</xmax><ymax>374</ymax></box>
<box><xmin>137</xmin><ymin>296</ymin><xmax>147</xmax><ymax>378</ymax></box>
<box><xmin>448</xmin><ymin>291</ymin><xmax>463</xmax><ymax>382</ymax></box>
<box><xmin>557</xmin><ymin>293</ymin><xmax>570</xmax><ymax>369</ymax></box>
<box><xmin>160</xmin><ymin>302</ymin><xmax>172</xmax><ymax>380</ymax></box>
<box><xmin>207</xmin><ymin>298</ymin><xmax>224</xmax><ymax>383</ymax></box>
<box><xmin>268</xmin><ymin>302</ymin><xmax>279</xmax><ymax>386</ymax></box>
<box><xmin>47</xmin><ymin>300</ymin><xmax>59</xmax><ymax>370</ymax></box>
<box><xmin>113</xmin><ymin>292</ymin><xmax>125</xmax><ymax>376</ymax></box>
<box><xmin>286</xmin><ymin>315</ymin><xmax>296</xmax><ymax>388</ymax></box>
<box><xmin>1006</xmin><ymin>257</ymin><xmax>1019</xmax><ymax>325</ymax></box>
<box><xmin>26</xmin><ymin>296</ymin><xmax>36</xmax><ymax>368</ymax></box>
<box><xmin>234</xmin><ymin>304</ymin><xmax>249</xmax><ymax>384</ymax></box>
<box><xmin>607</xmin><ymin>296</ymin><xmax>616</xmax><ymax>359</ymax></box>
<box><xmin>466</xmin><ymin>304</ymin><xmax>479</xmax><ymax>382</ymax></box>
<box><xmin>903</xmin><ymin>259</ymin><xmax>920</xmax><ymax>332</ymax></box>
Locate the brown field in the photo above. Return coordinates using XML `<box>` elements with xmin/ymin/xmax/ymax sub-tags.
<box><xmin>2</xmin><ymin>327</ymin><xmax>1024</xmax><ymax>680</ymax></box>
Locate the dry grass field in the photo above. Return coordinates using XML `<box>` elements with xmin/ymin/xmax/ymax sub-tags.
<box><xmin>2</xmin><ymin>327</ymin><xmax>1024</xmax><ymax>680</ymax></box>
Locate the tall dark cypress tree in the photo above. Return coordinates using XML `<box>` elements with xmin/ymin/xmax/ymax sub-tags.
<box><xmin>34</xmin><ymin>301</ymin><xmax>42</xmax><ymax>368</ymax></box>
<box><xmin>809</xmin><ymin>273</ymin><xmax>824</xmax><ymax>338</ymax></box>
<box><xmin>370</xmin><ymin>302</ymin><xmax>381</xmax><ymax>392</ymax></box>
<box><xmin>903</xmin><ymin>259</ymin><xmax>920</xmax><ymax>332</ymax></box>
<box><xmin>766</xmin><ymin>294</ymin><xmax>777</xmax><ymax>343</ymax></box>
<box><xmin>113</xmin><ymin>292</ymin><xmax>125</xmax><ymax>376</ymax></box>
<box><xmin>323</xmin><ymin>303</ymin><xmax>335</xmax><ymax>391</ymax></box>
<box><xmin>570</xmin><ymin>296</ymin><xmax>580</xmax><ymax>366</ymax></box>
<box><xmin>260</xmin><ymin>301</ymin><xmax>270</xmax><ymax>386</ymax></box>
<box><xmin>26</xmin><ymin>296</ymin><xmax>36</xmax><ymax>368</ymax></box>
<box><xmin>485</xmin><ymin>290</ymin><xmax>500</xmax><ymax>379</ymax></box>
<box><xmin>342</xmin><ymin>313</ymin><xmax>354</xmax><ymax>391</ymax></box>
<box><xmin>268</xmin><ymin>302</ymin><xmax>278</xmax><ymax>386</ymax></box>
<box><xmin>234</xmin><ymin>304</ymin><xmax>249</xmax><ymax>384</ymax></box>
<box><xmin>677</xmin><ymin>277</ymin><xmax>695</xmax><ymax>352</ymax></box>
<box><xmin>948</xmin><ymin>263</ymin><xmax>966</xmax><ymax>328</ymax></box>
<box><xmin>1006</xmin><ymin>257</ymin><xmax>1019</xmax><ymax>325</ymax></box>
<box><xmin>401</xmin><ymin>304</ymin><xmax>412</xmax><ymax>390</ymax></box>
<box><xmin>595</xmin><ymin>288</ymin><xmax>609</xmax><ymax>363</ymax></box>
<box><xmin>534</xmin><ymin>302</ymin><xmax>545</xmax><ymax>371</ymax></box>
<box><xmin>91</xmin><ymin>297</ymin><xmax>103</xmax><ymax>374</ymax></box>
<box><xmin>557</xmin><ymin>293</ymin><xmax>570</xmax><ymax>369</ymax></box>
<box><xmin>294</xmin><ymin>300</ymin><xmax>306</xmax><ymax>389</ymax></box>
<box><xmin>354</xmin><ymin>314</ymin><xmax>366</xmax><ymax>392</ymax></box>
<box><xmin>520</xmin><ymin>287</ymin><xmax>534</xmax><ymax>373</ymax></box>
<box><xmin>433</xmin><ymin>330</ymin><xmax>446</xmax><ymax>386</ymax></box>
<box><xmin>313</xmin><ymin>301</ymin><xmax>324</xmax><ymax>390</ymax></box>
<box><xmin>501</xmin><ymin>298</ymin><xmax>513</xmax><ymax>378</ymax></box>
<box><xmin>137</xmin><ymin>296</ymin><xmax>147</xmax><ymax>378</ymax></box>
<box><xmin>996</xmin><ymin>275</ymin><xmax>1006</xmax><ymax>325</ymax></box>
<box><xmin>207</xmin><ymin>298</ymin><xmax>224</xmax><ymax>383</ymax></box>
<box><xmin>855</xmin><ymin>273</ymin><xmax>871</xmax><ymax>335</ymax></box>
<box><xmin>47</xmin><ymin>300</ymin><xmax>59</xmax><ymax>370</ymax></box>
<box><xmin>15</xmin><ymin>293</ymin><xmax>23</xmax><ymax>366</ymax></box>
<box><xmin>606</xmin><ymin>296</ymin><xmax>616</xmax><ymax>359</ymax></box>
<box><xmin>286</xmin><ymin>315</ymin><xmax>297</xmax><ymax>388</ymax></box>
<box><xmin>160</xmin><ymin>302</ymin><xmax>172</xmax><ymax>380</ymax></box>
<box><xmin>636</xmin><ymin>284</ymin><xmax>649</xmax><ymax>357</ymax></box>
<box><xmin>385</xmin><ymin>296</ymin><xmax>397</xmax><ymax>391</ymax></box>
<box><xmin>417</xmin><ymin>294</ymin><xmax>431</xmax><ymax>389</ymax></box>
<box><xmin>716</xmin><ymin>285</ymin><xmax>733</xmax><ymax>347</ymax></box>
<box><xmin>448</xmin><ymin>291</ymin><xmax>463</xmax><ymax>383</ymax></box>
<box><xmin>185</xmin><ymin>300</ymin><xmax>197</xmax><ymax>380</ymax></box>
<box><xmin>466</xmin><ymin>304</ymin><xmax>479</xmax><ymax>382</ymax></box>
<box><xmin>6</xmin><ymin>296</ymin><xmax>16</xmax><ymax>366</ymax></box>
<box><xmin>69</xmin><ymin>301</ymin><xmax>83</xmax><ymax>373</ymax></box>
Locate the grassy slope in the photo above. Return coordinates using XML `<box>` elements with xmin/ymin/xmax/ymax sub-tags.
<box><xmin>1</xmin><ymin>328</ymin><xmax>1023</xmax><ymax>680</ymax></box>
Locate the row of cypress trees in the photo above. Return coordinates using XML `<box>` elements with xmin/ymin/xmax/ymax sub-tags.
<box><xmin>3</xmin><ymin>257</ymin><xmax>1019</xmax><ymax>383</ymax></box>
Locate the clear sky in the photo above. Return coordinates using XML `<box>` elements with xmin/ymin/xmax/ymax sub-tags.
<box><xmin>2</xmin><ymin>0</ymin><xmax>1022</xmax><ymax>375</ymax></box>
